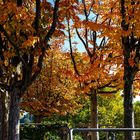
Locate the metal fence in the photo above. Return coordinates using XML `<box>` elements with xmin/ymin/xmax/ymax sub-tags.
<box><xmin>69</xmin><ymin>128</ymin><xmax>140</xmax><ymax>140</ymax></box>
<box><xmin>20</xmin><ymin>124</ymin><xmax>140</xmax><ymax>140</ymax></box>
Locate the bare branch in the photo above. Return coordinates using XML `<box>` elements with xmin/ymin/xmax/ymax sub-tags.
<box><xmin>34</xmin><ymin>0</ymin><xmax>41</xmax><ymax>33</ymax></box>
<box><xmin>45</xmin><ymin>0</ymin><xmax>60</xmax><ymax>43</ymax></box>
<box><xmin>76</xmin><ymin>28</ymin><xmax>92</xmax><ymax>58</ymax></box>
<box><xmin>98</xmin><ymin>90</ymin><xmax>118</xmax><ymax>94</ymax></box>
<box><xmin>87</xmin><ymin>0</ymin><xmax>95</xmax><ymax>17</ymax></box>
<box><xmin>67</xmin><ymin>20</ymin><xmax>80</xmax><ymax>76</ymax></box>
<box><xmin>101</xmin><ymin>82</ymin><xmax>118</xmax><ymax>90</ymax></box>
<box><xmin>82</xmin><ymin>0</ymin><xmax>88</xmax><ymax>20</ymax></box>
<box><xmin>99</xmin><ymin>36</ymin><xmax>106</xmax><ymax>49</ymax></box>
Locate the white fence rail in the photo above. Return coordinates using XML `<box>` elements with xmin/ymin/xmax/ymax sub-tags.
<box><xmin>69</xmin><ymin>128</ymin><xmax>140</xmax><ymax>140</ymax></box>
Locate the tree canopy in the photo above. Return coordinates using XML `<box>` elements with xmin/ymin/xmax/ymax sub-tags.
<box><xmin>0</xmin><ymin>0</ymin><xmax>140</xmax><ymax>140</ymax></box>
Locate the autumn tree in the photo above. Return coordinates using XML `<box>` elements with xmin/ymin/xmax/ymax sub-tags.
<box><xmin>21</xmin><ymin>45</ymin><xmax>82</xmax><ymax>120</ymax></box>
<box><xmin>0</xmin><ymin>0</ymin><xmax>60</xmax><ymax>139</ymax></box>
<box><xmin>120</xmin><ymin>1</ymin><xmax>140</xmax><ymax>139</ymax></box>
<box><xmin>97</xmin><ymin>0</ymin><xmax>140</xmax><ymax>139</ymax></box>
<box><xmin>62</xmin><ymin>1</ymin><xmax>123</xmax><ymax>140</ymax></box>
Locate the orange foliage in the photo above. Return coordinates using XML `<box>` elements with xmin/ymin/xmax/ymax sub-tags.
<box><xmin>21</xmin><ymin>46</ymin><xmax>82</xmax><ymax>116</ymax></box>
<box><xmin>64</xmin><ymin>0</ymin><xmax>123</xmax><ymax>94</ymax></box>
<box><xmin>1</xmin><ymin>0</ymin><xmax>140</xmax><ymax>126</ymax></box>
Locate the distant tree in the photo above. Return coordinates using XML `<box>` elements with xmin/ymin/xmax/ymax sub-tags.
<box><xmin>21</xmin><ymin>46</ymin><xmax>82</xmax><ymax>119</ymax></box>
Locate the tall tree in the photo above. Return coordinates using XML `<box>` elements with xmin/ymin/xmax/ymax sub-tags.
<box><xmin>120</xmin><ymin>0</ymin><xmax>140</xmax><ymax>139</ymax></box>
<box><xmin>0</xmin><ymin>0</ymin><xmax>60</xmax><ymax>139</ymax></box>
<box><xmin>64</xmin><ymin>1</ymin><xmax>123</xmax><ymax>140</ymax></box>
<box><xmin>97</xmin><ymin>0</ymin><xmax>140</xmax><ymax>139</ymax></box>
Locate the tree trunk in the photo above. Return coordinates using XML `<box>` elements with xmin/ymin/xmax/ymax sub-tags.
<box><xmin>90</xmin><ymin>89</ymin><xmax>99</xmax><ymax>140</ymax></box>
<box><xmin>59</xmin><ymin>126</ymin><xmax>69</xmax><ymax>140</ymax></box>
<box><xmin>0</xmin><ymin>92</ymin><xmax>2</xmax><ymax>140</ymax></box>
<box><xmin>123</xmin><ymin>57</ymin><xmax>134</xmax><ymax>140</ymax></box>
<box><xmin>0</xmin><ymin>91</ymin><xmax>9</xmax><ymax>140</ymax></box>
<box><xmin>8</xmin><ymin>88</ymin><xmax>20</xmax><ymax>140</ymax></box>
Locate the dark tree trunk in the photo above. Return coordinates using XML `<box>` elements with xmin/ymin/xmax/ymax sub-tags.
<box><xmin>0</xmin><ymin>91</ymin><xmax>9</xmax><ymax>140</ymax></box>
<box><xmin>0</xmin><ymin>92</ymin><xmax>2</xmax><ymax>140</ymax></box>
<box><xmin>120</xmin><ymin>0</ymin><xmax>139</xmax><ymax>139</ymax></box>
<box><xmin>90</xmin><ymin>89</ymin><xmax>99</xmax><ymax>140</ymax></box>
<box><xmin>123</xmin><ymin>63</ymin><xmax>135</xmax><ymax>140</ymax></box>
<box><xmin>123</xmin><ymin>37</ymin><xmax>136</xmax><ymax>140</ymax></box>
<box><xmin>8</xmin><ymin>88</ymin><xmax>20</xmax><ymax>140</ymax></box>
<box><xmin>59</xmin><ymin>126</ymin><xmax>69</xmax><ymax>140</ymax></box>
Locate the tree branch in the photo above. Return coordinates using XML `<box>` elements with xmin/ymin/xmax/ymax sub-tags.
<box><xmin>98</xmin><ymin>79</ymin><xmax>118</xmax><ymax>90</ymax></box>
<box><xmin>76</xmin><ymin>28</ymin><xmax>92</xmax><ymax>58</ymax></box>
<box><xmin>34</xmin><ymin>0</ymin><xmax>41</xmax><ymax>34</ymax></box>
<box><xmin>0</xmin><ymin>24</ymin><xmax>27</xmax><ymax>66</ymax></box>
<box><xmin>87</xmin><ymin>0</ymin><xmax>95</xmax><ymax>17</ymax></box>
<box><xmin>0</xmin><ymin>24</ymin><xmax>19</xmax><ymax>53</ymax></box>
<box><xmin>67</xmin><ymin>20</ymin><xmax>80</xmax><ymax>76</ymax></box>
<box><xmin>30</xmin><ymin>0</ymin><xmax>59</xmax><ymax>87</ymax></box>
<box><xmin>0</xmin><ymin>83</ymin><xmax>9</xmax><ymax>91</ymax></box>
<box><xmin>98</xmin><ymin>90</ymin><xmax>118</xmax><ymax>94</ymax></box>
<box><xmin>19</xmin><ymin>0</ymin><xmax>60</xmax><ymax>93</ymax></box>
<box><xmin>120</xmin><ymin>0</ymin><xmax>129</xmax><ymax>30</ymax></box>
<box><xmin>45</xmin><ymin>0</ymin><xmax>60</xmax><ymax>43</ymax></box>
<box><xmin>82</xmin><ymin>0</ymin><xmax>88</xmax><ymax>20</ymax></box>
<box><xmin>17</xmin><ymin>0</ymin><xmax>23</xmax><ymax>7</ymax></box>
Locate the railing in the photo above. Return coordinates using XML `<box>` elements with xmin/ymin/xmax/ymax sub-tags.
<box><xmin>69</xmin><ymin>128</ymin><xmax>140</xmax><ymax>140</ymax></box>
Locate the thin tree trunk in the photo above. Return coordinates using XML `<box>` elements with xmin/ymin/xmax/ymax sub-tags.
<box><xmin>8</xmin><ymin>88</ymin><xmax>20</xmax><ymax>140</ymax></box>
<box><xmin>90</xmin><ymin>89</ymin><xmax>99</xmax><ymax>140</ymax></box>
<box><xmin>59</xmin><ymin>126</ymin><xmax>69</xmax><ymax>140</ymax></box>
<box><xmin>132</xmin><ymin>110</ymin><xmax>135</xmax><ymax>140</ymax></box>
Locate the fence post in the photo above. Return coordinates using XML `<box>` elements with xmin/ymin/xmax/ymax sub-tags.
<box><xmin>69</xmin><ymin>129</ymin><xmax>73</xmax><ymax>140</ymax></box>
